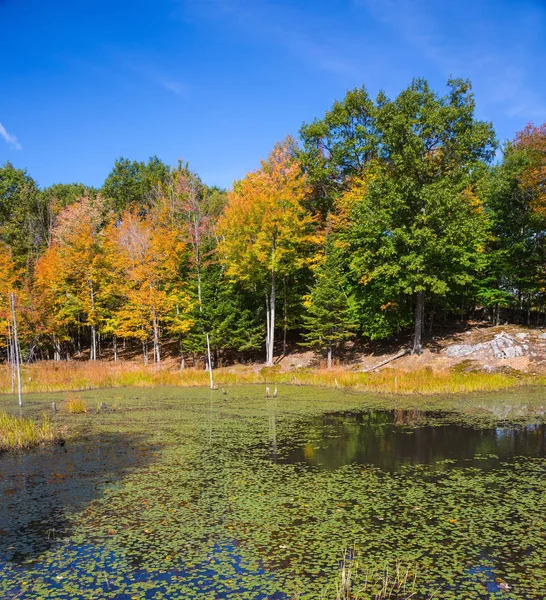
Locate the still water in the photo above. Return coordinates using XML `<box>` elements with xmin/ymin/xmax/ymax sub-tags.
<box><xmin>269</xmin><ymin>409</ymin><xmax>546</xmax><ymax>471</ymax></box>
<box><xmin>1</xmin><ymin>386</ymin><xmax>545</xmax><ymax>599</ymax></box>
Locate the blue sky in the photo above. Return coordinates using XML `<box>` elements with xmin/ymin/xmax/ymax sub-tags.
<box><xmin>1</xmin><ymin>0</ymin><xmax>545</xmax><ymax>189</ymax></box>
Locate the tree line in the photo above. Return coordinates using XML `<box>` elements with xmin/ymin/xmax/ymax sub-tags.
<box><xmin>1</xmin><ymin>78</ymin><xmax>545</xmax><ymax>371</ymax></box>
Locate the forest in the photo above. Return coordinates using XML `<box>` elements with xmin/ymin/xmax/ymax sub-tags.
<box><xmin>1</xmin><ymin>78</ymin><xmax>545</xmax><ymax>372</ymax></box>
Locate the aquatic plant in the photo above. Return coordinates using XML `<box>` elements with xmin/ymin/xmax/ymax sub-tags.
<box><xmin>0</xmin><ymin>386</ymin><xmax>545</xmax><ymax>598</ymax></box>
<box><xmin>0</xmin><ymin>412</ymin><xmax>57</xmax><ymax>451</ymax></box>
<box><xmin>66</xmin><ymin>395</ymin><xmax>87</xmax><ymax>414</ymax></box>
<box><xmin>329</xmin><ymin>548</ymin><xmax>438</xmax><ymax>600</ymax></box>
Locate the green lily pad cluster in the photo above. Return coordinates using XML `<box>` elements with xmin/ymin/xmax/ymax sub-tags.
<box><xmin>0</xmin><ymin>385</ymin><xmax>545</xmax><ymax>599</ymax></box>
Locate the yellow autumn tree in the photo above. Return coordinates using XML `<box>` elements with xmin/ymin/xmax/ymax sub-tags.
<box><xmin>108</xmin><ymin>207</ymin><xmax>190</xmax><ymax>365</ymax></box>
<box><xmin>34</xmin><ymin>193</ymin><xmax>109</xmax><ymax>360</ymax></box>
<box><xmin>217</xmin><ymin>139</ymin><xmax>315</xmax><ymax>365</ymax></box>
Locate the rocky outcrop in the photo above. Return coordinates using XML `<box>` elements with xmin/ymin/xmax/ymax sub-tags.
<box><xmin>445</xmin><ymin>332</ymin><xmax>527</xmax><ymax>360</ymax></box>
<box><xmin>445</xmin><ymin>343</ymin><xmax>486</xmax><ymax>358</ymax></box>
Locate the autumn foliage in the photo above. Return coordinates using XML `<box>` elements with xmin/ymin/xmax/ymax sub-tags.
<box><xmin>0</xmin><ymin>79</ymin><xmax>545</xmax><ymax>372</ymax></box>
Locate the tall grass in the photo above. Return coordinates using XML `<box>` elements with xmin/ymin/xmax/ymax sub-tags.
<box><xmin>0</xmin><ymin>412</ymin><xmax>58</xmax><ymax>452</ymax></box>
<box><xmin>66</xmin><ymin>394</ymin><xmax>87</xmax><ymax>414</ymax></box>
<box><xmin>0</xmin><ymin>360</ymin><xmax>541</xmax><ymax>396</ymax></box>
<box><xmin>328</xmin><ymin>549</ymin><xmax>437</xmax><ymax>600</ymax></box>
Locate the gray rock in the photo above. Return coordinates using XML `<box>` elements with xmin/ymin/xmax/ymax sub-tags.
<box><xmin>490</xmin><ymin>333</ymin><xmax>524</xmax><ymax>359</ymax></box>
<box><xmin>515</xmin><ymin>332</ymin><xmax>528</xmax><ymax>339</ymax></box>
<box><xmin>538</xmin><ymin>333</ymin><xmax>546</xmax><ymax>340</ymax></box>
<box><xmin>446</xmin><ymin>331</ymin><xmax>529</xmax><ymax>360</ymax></box>
<box><xmin>445</xmin><ymin>344</ymin><xmax>482</xmax><ymax>357</ymax></box>
<box><xmin>501</xmin><ymin>346</ymin><xmax>523</xmax><ymax>359</ymax></box>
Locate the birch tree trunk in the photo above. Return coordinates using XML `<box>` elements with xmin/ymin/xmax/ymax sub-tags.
<box><xmin>265</xmin><ymin>291</ymin><xmax>271</xmax><ymax>365</ymax></box>
<box><xmin>283</xmin><ymin>277</ymin><xmax>288</xmax><ymax>356</ymax></box>
<box><xmin>90</xmin><ymin>286</ymin><xmax>96</xmax><ymax>361</ymax></box>
<box><xmin>152</xmin><ymin>311</ymin><xmax>161</xmax><ymax>366</ymax></box>
<box><xmin>142</xmin><ymin>340</ymin><xmax>148</xmax><ymax>365</ymax></box>
<box><xmin>7</xmin><ymin>326</ymin><xmax>15</xmax><ymax>393</ymax></box>
<box><xmin>10</xmin><ymin>293</ymin><xmax>22</xmax><ymax>407</ymax></box>
<box><xmin>266</xmin><ymin>271</ymin><xmax>276</xmax><ymax>366</ymax></box>
<box><xmin>180</xmin><ymin>342</ymin><xmax>185</xmax><ymax>370</ymax></box>
<box><xmin>196</xmin><ymin>262</ymin><xmax>214</xmax><ymax>389</ymax></box>
<box><xmin>53</xmin><ymin>335</ymin><xmax>61</xmax><ymax>362</ymax></box>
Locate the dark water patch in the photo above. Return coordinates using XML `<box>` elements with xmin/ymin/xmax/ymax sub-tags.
<box><xmin>260</xmin><ymin>409</ymin><xmax>546</xmax><ymax>472</ymax></box>
<box><xmin>0</xmin><ymin>432</ymin><xmax>158</xmax><ymax>563</ymax></box>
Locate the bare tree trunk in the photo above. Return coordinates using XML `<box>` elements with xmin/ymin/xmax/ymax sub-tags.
<box><xmin>327</xmin><ymin>343</ymin><xmax>332</xmax><ymax>370</ymax></box>
<box><xmin>10</xmin><ymin>293</ymin><xmax>22</xmax><ymax>407</ymax></box>
<box><xmin>205</xmin><ymin>332</ymin><xmax>213</xmax><ymax>389</ymax></box>
<box><xmin>266</xmin><ymin>271</ymin><xmax>276</xmax><ymax>366</ymax></box>
<box><xmin>90</xmin><ymin>325</ymin><xmax>96</xmax><ymax>361</ymax></box>
<box><xmin>180</xmin><ymin>342</ymin><xmax>185</xmax><ymax>370</ymax></box>
<box><xmin>283</xmin><ymin>277</ymin><xmax>288</xmax><ymax>356</ymax></box>
<box><xmin>152</xmin><ymin>311</ymin><xmax>161</xmax><ymax>366</ymax></box>
<box><xmin>113</xmin><ymin>335</ymin><xmax>118</xmax><ymax>361</ymax></box>
<box><xmin>142</xmin><ymin>340</ymin><xmax>148</xmax><ymax>365</ymax></box>
<box><xmin>412</xmin><ymin>290</ymin><xmax>425</xmax><ymax>355</ymax></box>
<box><xmin>265</xmin><ymin>291</ymin><xmax>271</xmax><ymax>365</ymax></box>
<box><xmin>7</xmin><ymin>327</ymin><xmax>15</xmax><ymax>393</ymax></box>
<box><xmin>196</xmin><ymin>265</ymin><xmax>214</xmax><ymax>388</ymax></box>
<box><xmin>90</xmin><ymin>287</ymin><xmax>97</xmax><ymax>361</ymax></box>
<box><xmin>53</xmin><ymin>335</ymin><xmax>61</xmax><ymax>362</ymax></box>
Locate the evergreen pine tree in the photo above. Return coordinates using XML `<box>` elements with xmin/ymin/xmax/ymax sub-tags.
<box><xmin>301</xmin><ymin>236</ymin><xmax>356</xmax><ymax>368</ymax></box>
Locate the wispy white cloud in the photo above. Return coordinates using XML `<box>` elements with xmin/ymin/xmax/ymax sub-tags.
<box><xmin>111</xmin><ymin>50</ymin><xmax>189</xmax><ymax>99</ymax></box>
<box><xmin>0</xmin><ymin>122</ymin><xmax>22</xmax><ymax>150</ymax></box>
<box><xmin>355</xmin><ymin>0</ymin><xmax>546</xmax><ymax>122</ymax></box>
<box><xmin>178</xmin><ymin>0</ymin><xmax>359</xmax><ymax>77</ymax></box>
<box><xmin>152</xmin><ymin>74</ymin><xmax>188</xmax><ymax>98</ymax></box>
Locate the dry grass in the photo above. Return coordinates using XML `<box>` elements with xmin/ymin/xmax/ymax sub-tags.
<box><xmin>329</xmin><ymin>549</ymin><xmax>438</xmax><ymax>600</ymax></box>
<box><xmin>0</xmin><ymin>360</ymin><xmax>542</xmax><ymax>396</ymax></box>
<box><xmin>66</xmin><ymin>394</ymin><xmax>88</xmax><ymax>414</ymax></box>
<box><xmin>286</xmin><ymin>367</ymin><xmax>538</xmax><ymax>395</ymax></box>
<box><xmin>0</xmin><ymin>412</ymin><xmax>58</xmax><ymax>452</ymax></box>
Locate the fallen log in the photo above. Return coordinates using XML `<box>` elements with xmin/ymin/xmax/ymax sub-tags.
<box><xmin>362</xmin><ymin>348</ymin><xmax>410</xmax><ymax>372</ymax></box>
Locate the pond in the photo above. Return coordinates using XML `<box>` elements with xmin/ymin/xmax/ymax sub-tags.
<box><xmin>1</xmin><ymin>385</ymin><xmax>545</xmax><ymax>599</ymax></box>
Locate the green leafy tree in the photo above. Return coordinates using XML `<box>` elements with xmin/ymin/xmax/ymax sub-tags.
<box><xmin>301</xmin><ymin>235</ymin><xmax>356</xmax><ymax>368</ymax></box>
<box><xmin>299</xmin><ymin>87</ymin><xmax>377</xmax><ymax>218</ymax></box>
<box><xmin>0</xmin><ymin>162</ymin><xmax>47</xmax><ymax>268</ymax></box>
<box><xmin>479</xmin><ymin>133</ymin><xmax>546</xmax><ymax>323</ymax></box>
<box><xmin>340</xmin><ymin>79</ymin><xmax>496</xmax><ymax>352</ymax></box>
<box><xmin>102</xmin><ymin>156</ymin><xmax>170</xmax><ymax>215</ymax></box>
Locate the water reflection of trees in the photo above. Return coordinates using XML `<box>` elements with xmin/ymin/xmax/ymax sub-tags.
<box><xmin>279</xmin><ymin>411</ymin><xmax>546</xmax><ymax>472</ymax></box>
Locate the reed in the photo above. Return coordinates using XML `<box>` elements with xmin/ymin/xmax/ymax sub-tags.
<box><xmin>66</xmin><ymin>394</ymin><xmax>88</xmax><ymax>414</ymax></box>
<box><xmin>0</xmin><ymin>412</ymin><xmax>58</xmax><ymax>452</ymax></box>
<box><xmin>287</xmin><ymin>367</ymin><xmax>535</xmax><ymax>395</ymax></box>
<box><xmin>330</xmin><ymin>548</ymin><xmax>437</xmax><ymax>600</ymax></box>
<box><xmin>0</xmin><ymin>360</ymin><xmax>542</xmax><ymax>396</ymax></box>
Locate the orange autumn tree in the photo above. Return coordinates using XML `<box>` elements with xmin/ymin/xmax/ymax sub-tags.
<box><xmin>0</xmin><ymin>243</ymin><xmax>24</xmax><ymax>395</ymax></box>
<box><xmin>515</xmin><ymin>123</ymin><xmax>546</xmax><ymax>215</ymax></box>
<box><xmin>108</xmin><ymin>207</ymin><xmax>190</xmax><ymax>365</ymax></box>
<box><xmin>514</xmin><ymin>123</ymin><xmax>546</xmax><ymax>307</ymax></box>
<box><xmin>218</xmin><ymin>139</ymin><xmax>315</xmax><ymax>365</ymax></box>
<box><xmin>0</xmin><ymin>243</ymin><xmax>20</xmax><ymax>342</ymax></box>
<box><xmin>34</xmin><ymin>193</ymin><xmax>109</xmax><ymax>360</ymax></box>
